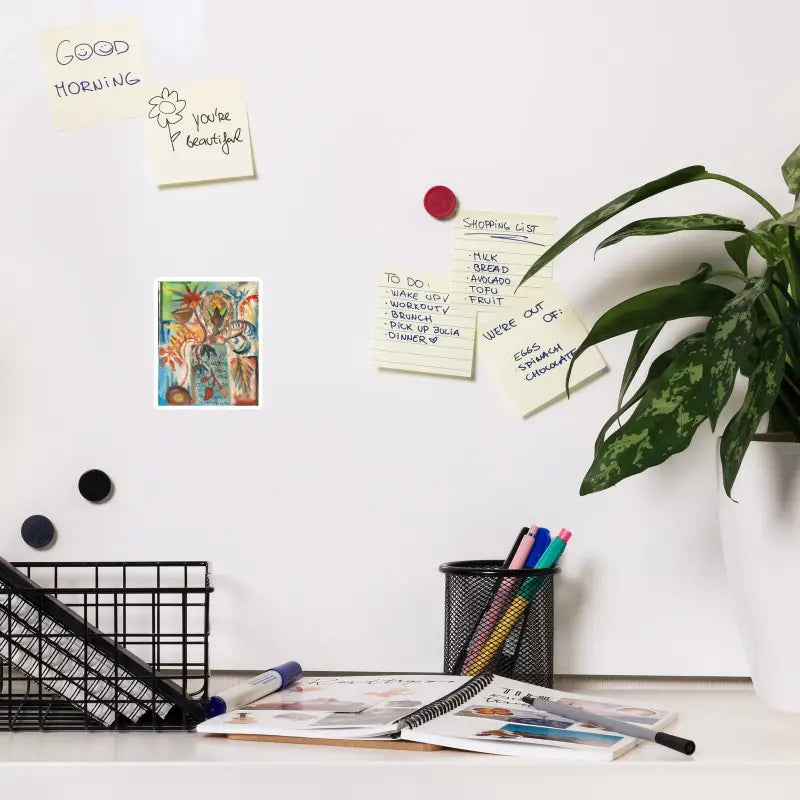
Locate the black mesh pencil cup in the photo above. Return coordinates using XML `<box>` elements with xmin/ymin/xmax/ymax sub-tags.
<box><xmin>440</xmin><ymin>560</ymin><xmax>557</xmax><ymax>686</ymax></box>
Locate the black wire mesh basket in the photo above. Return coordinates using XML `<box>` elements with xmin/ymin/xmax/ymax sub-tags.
<box><xmin>440</xmin><ymin>560</ymin><xmax>556</xmax><ymax>686</ymax></box>
<box><xmin>0</xmin><ymin>561</ymin><xmax>212</xmax><ymax>731</ymax></box>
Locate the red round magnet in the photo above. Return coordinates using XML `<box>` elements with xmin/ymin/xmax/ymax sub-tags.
<box><xmin>424</xmin><ymin>185</ymin><xmax>457</xmax><ymax>219</ymax></box>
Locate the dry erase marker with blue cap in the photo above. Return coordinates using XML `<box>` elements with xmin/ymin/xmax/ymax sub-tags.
<box><xmin>206</xmin><ymin>661</ymin><xmax>302</xmax><ymax>718</ymax></box>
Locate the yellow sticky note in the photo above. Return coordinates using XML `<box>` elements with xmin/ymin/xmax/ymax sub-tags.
<box><xmin>451</xmin><ymin>210</ymin><xmax>555</xmax><ymax>315</ymax></box>
<box><xmin>38</xmin><ymin>16</ymin><xmax>148</xmax><ymax>130</ymax></box>
<box><xmin>372</xmin><ymin>270</ymin><xmax>476</xmax><ymax>378</ymax></box>
<box><xmin>479</xmin><ymin>284</ymin><xmax>606</xmax><ymax>416</ymax></box>
<box><xmin>144</xmin><ymin>79</ymin><xmax>254</xmax><ymax>186</ymax></box>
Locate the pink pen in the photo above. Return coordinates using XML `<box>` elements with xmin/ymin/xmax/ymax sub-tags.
<box><xmin>461</xmin><ymin>527</ymin><xmax>537</xmax><ymax>674</ymax></box>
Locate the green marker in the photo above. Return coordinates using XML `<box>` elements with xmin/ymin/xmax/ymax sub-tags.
<box><xmin>518</xmin><ymin>528</ymin><xmax>571</xmax><ymax>600</ymax></box>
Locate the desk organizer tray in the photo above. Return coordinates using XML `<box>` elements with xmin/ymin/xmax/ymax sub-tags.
<box><xmin>0</xmin><ymin>559</ymin><xmax>211</xmax><ymax>730</ymax></box>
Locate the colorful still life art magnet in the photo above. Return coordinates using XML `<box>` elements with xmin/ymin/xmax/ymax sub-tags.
<box><xmin>157</xmin><ymin>280</ymin><xmax>259</xmax><ymax>407</ymax></box>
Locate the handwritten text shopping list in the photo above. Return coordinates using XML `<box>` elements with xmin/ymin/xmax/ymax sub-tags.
<box><xmin>479</xmin><ymin>284</ymin><xmax>605</xmax><ymax>416</ymax></box>
<box><xmin>372</xmin><ymin>270</ymin><xmax>476</xmax><ymax>378</ymax></box>
<box><xmin>451</xmin><ymin>210</ymin><xmax>555</xmax><ymax>315</ymax></box>
<box><xmin>39</xmin><ymin>16</ymin><xmax>148</xmax><ymax>130</ymax></box>
<box><xmin>145</xmin><ymin>78</ymin><xmax>254</xmax><ymax>185</ymax></box>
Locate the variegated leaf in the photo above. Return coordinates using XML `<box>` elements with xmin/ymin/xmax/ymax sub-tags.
<box><xmin>603</xmin><ymin>334</ymin><xmax>702</xmax><ymax>456</ymax></box>
<box><xmin>595</xmin><ymin>214</ymin><xmax>745</xmax><ymax>253</ymax></box>
<box><xmin>566</xmin><ymin>282</ymin><xmax>734</xmax><ymax>393</ymax></box>
<box><xmin>771</xmin><ymin>225</ymin><xmax>791</xmax><ymax>264</ymax></box>
<box><xmin>767</xmin><ymin>203</ymin><xmax>800</xmax><ymax>229</ymax></box>
<box><xmin>616</xmin><ymin>264</ymin><xmax>713</xmax><ymax>409</ymax></box>
<box><xmin>746</xmin><ymin>222</ymin><xmax>788</xmax><ymax>263</ymax></box>
<box><xmin>617</xmin><ymin>324</ymin><xmax>664</xmax><ymax>410</ymax></box>
<box><xmin>782</xmin><ymin>143</ymin><xmax>800</xmax><ymax>195</ymax></box>
<box><xmin>519</xmin><ymin>165</ymin><xmax>707</xmax><ymax>286</ymax></box>
<box><xmin>724</xmin><ymin>234</ymin><xmax>750</xmax><ymax>274</ymax></box>
<box><xmin>705</xmin><ymin>278</ymin><xmax>768</xmax><ymax>430</ymax></box>
<box><xmin>720</xmin><ymin>329</ymin><xmax>786</xmax><ymax>497</ymax></box>
<box><xmin>581</xmin><ymin>337</ymin><xmax>709</xmax><ymax>495</ymax></box>
<box><xmin>746</xmin><ymin>228</ymin><xmax>774</xmax><ymax>260</ymax></box>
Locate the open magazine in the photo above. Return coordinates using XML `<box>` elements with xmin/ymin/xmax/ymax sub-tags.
<box><xmin>197</xmin><ymin>674</ymin><xmax>675</xmax><ymax>760</ymax></box>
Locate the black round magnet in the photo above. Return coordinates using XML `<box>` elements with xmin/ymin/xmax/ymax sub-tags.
<box><xmin>21</xmin><ymin>515</ymin><xmax>55</xmax><ymax>549</ymax></box>
<box><xmin>78</xmin><ymin>469</ymin><xmax>112</xmax><ymax>503</ymax></box>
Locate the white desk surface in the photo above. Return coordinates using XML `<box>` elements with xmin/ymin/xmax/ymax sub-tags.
<box><xmin>1</xmin><ymin>689</ymin><xmax>797</xmax><ymax>799</ymax></box>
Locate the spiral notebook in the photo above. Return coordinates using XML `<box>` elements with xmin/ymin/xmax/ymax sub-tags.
<box><xmin>197</xmin><ymin>674</ymin><xmax>675</xmax><ymax>760</ymax></box>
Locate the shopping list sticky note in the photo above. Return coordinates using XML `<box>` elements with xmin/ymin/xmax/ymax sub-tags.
<box><xmin>373</xmin><ymin>270</ymin><xmax>476</xmax><ymax>378</ymax></box>
<box><xmin>144</xmin><ymin>79</ymin><xmax>254</xmax><ymax>186</ymax></box>
<box><xmin>479</xmin><ymin>284</ymin><xmax>606</xmax><ymax>416</ymax></box>
<box><xmin>451</xmin><ymin>210</ymin><xmax>555</xmax><ymax>315</ymax></box>
<box><xmin>38</xmin><ymin>16</ymin><xmax>148</xmax><ymax>130</ymax></box>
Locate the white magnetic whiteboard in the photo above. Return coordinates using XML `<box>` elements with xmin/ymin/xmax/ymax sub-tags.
<box><xmin>2</xmin><ymin>0</ymin><xmax>797</xmax><ymax>674</ymax></box>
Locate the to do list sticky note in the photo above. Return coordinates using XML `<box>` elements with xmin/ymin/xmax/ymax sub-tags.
<box><xmin>479</xmin><ymin>284</ymin><xmax>605</xmax><ymax>416</ymax></box>
<box><xmin>144</xmin><ymin>78</ymin><xmax>254</xmax><ymax>185</ymax></box>
<box><xmin>372</xmin><ymin>270</ymin><xmax>476</xmax><ymax>378</ymax></box>
<box><xmin>451</xmin><ymin>210</ymin><xmax>556</xmax><ymax>314</ymax></box>
<box><xmin>39</xmin><ymin>16</ymin><xmax>149</xmax><ymax>130</ymax></box>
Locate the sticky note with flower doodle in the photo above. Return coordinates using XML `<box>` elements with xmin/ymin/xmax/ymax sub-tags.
<box><xmin>145</xmin><ymin>78</ymin><xmax>254</xmax><ymax>185</ymax></box>
<box><xmin>157</xmin><ymin>281</ymin><xmax>259</xmax><ymax>407</ymax></box>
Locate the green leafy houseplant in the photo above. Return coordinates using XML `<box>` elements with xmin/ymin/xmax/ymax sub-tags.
<box><xmin>519</xmin><ymin>147</ymin><xmax>800</xmax><ymax>498</ymax></box>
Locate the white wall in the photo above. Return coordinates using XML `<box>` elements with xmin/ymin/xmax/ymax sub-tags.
<box><xmin>1</xmin><ymin>0</ymin><xmax>797</xmax><ymax>673</ymax></box>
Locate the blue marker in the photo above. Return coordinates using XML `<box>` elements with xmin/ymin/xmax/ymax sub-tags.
<box><xmin>206</xmin><ymin>661</ymin><xmax>302</xmax><ymax>718</ymax></box>
<box><xmin>524</xmin><ymin>527</ymin><xmax>550</xmax><ymax>568</ymax></box>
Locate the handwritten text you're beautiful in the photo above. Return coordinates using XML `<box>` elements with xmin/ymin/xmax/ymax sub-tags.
<box><xmin>159</xmin><ymin>104</ymin><xmax>244</xmax><ymax>156</ymax></box>
<box><xmin>178</xmin><ymin>107</ymin><xmax>244</xmax><ymax>156</ymax></box>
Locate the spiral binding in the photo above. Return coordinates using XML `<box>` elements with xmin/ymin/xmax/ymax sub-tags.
<box><xmin>395</xmin><ymin>673</ymin><xmax>494</xmax><ymax>730</ymax></box>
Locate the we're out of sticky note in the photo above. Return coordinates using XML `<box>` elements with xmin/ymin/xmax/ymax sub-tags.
<box><xmin>372</xmin><ymin>270</ymin><xmax>476</xmax><ymax>378</ymax></box>
<box><xmin>479</xmin><ymin>284</ymin><xmax>605</xmax><ymax>416</ymax></box>
<box><xmin>38</xmin><ymin>16</ymin><xmax>148</xmax><ymax>130</ymax></box>
<box><xmin>144</xmin><ymin>79</ymin><xmax>254</xmax><ymax>186</ymax></box>
<box><xmin>451</xmin><ymin>210</ymin><xmax>555</xmax><ymax>315</ymax></box>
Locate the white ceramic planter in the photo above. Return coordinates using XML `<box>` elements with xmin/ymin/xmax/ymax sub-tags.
<box><xmin>718</xmin><ymin>438</ymin><xmax>800</xmax><ymax>711</ymax></box>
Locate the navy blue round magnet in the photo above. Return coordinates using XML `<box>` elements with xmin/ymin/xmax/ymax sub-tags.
<box><xmin>78</xmin><ymin>469</ymin><xmax>112</xmax><ymax>503</ymax></box>
<box><xmin>21</xmin><ymin>515</ymin><xmax>55</xmax><ymax>549</ymax></box>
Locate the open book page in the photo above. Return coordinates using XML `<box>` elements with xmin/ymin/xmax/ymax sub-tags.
<box><xmin>197</xmin><ymin>675</ymin><xmax>470</xmax><ymax>739</ymax></box>
<box><xmin>401</xmin><ymin>677</ymin><xmax>675</xmax><ymax>761</ymax></box>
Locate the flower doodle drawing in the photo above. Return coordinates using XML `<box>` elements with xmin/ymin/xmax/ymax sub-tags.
<box><xmin>148</xmin><ymin>87</ymin><xmax>185</xmax><ymax>151</ymax></box>
<box><xmin>157</xmin><ymin>281</ymin><xmax>259</xmax><ymax>407</ymax></box>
